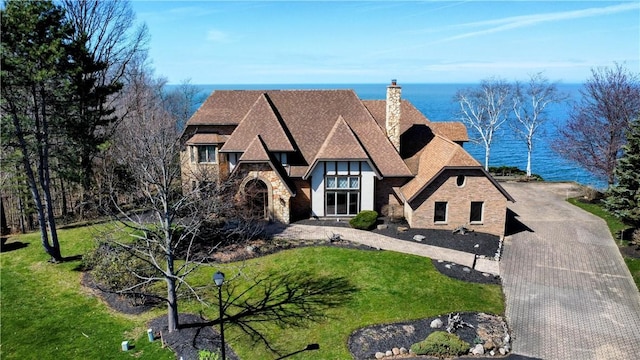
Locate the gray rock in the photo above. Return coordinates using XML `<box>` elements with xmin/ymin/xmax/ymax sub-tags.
<box><xmin>375</xmin><ymin>352</ymin><xmax>385</xmax><ymax>359</ymax></box>
<box><xmin>445</xmin><ymin>264</ymin><xmax>452</xmax><ymax>269</ymax></box>
<box><xmin>413</xmin><ymin>234</ymin><xmax>425</xmax><ymax>242</ymax></box>
<box><xmin>377</xmin><ymin>224</ymin><xmax>388</xmax><ymax>230</ymax></box>
<box><xmin>397</xmin><ymin>226</ymin><xmax>408</xmax><ymax>232</ymax></box>
<box><xmin>392</xmin><ymin>348</ymin><xmax>400</xmax><ymax>355</ymax></box>
<box><xmin>463</xmin><ymin>267</ymin><xmax>471</xmax><ymax>273</ymax></box>
<box><xmin>430</xmin><ymin>318</ymin><xmax>443</xmax><ymax>328</ymax></box>
<box><xmin>499</xmin><ymin>347</ymin><xmax>507</xmax><ymax>355</ymax></box>
<box><xmin>385</xmin><ymin>350</ymin><xmax>393</xmax><ymax>356</ymax></box>
<box><xmin>490</xmin><ymin>350</ymin><xmax>496</xmax><ymax>356</ymax></box>
<box><xmin>474</xmin><ymin>244</ymin><xmax>480</xmax><ymax>248</ymax></box>
<box><xmin>472</xmin><ymin>344</ymin><xmax>485</xmax><ymax>355</ymax></box>
<box><xmin>400</xmin><ymin>347</ymin><xmax>408</xmax><ymax>354</ymax></box>
<box><xmin>245</xmin><ymin>245</ymin><xmax>255</xmax><ymax>253</ymax></box>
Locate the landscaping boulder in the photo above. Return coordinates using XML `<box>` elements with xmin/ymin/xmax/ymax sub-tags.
<box><xmin>430</xmin><ymin>318</ymin><xmax>443</xmax><ymax>329</ymax></box>
<box><xmin>413</xmin><ymin>234</ymin><xmax>426</xmax><ymax>242</ymax></box>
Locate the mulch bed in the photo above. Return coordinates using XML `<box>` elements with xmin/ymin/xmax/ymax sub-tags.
<box><xmin>348</xmin><ymin>312</ymin><xmax>509</xmax><ymax>359</ymax></box>
<box><xmin>148</xmin><ymin>314</ymin><xmax>240</xmax><ymax>360</ymax></box>
<box><xmin>294</xmin><ymin>218</ymin><xmax>501</xmax><ymax>258</ymax></box>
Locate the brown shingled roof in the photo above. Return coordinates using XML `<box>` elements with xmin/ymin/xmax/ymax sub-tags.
<box><xmin>429</xmin><ymin>122</ymin><xmax>469</xmax><ymax>142</ymax></box>
<box><xmin>220</xmin><ymin>94</ymin><xmax>295</xmax><ymax>152</ymax></box>
<box><xmin>235</xmin><ymin>135</ymin><xmax>296</xmax><ymax>196</ymax></box>
<box><xmin>304</xmin><ymin>116</ymin><xmax>380</xmax><ymax>179</ymax></box>
<box><xmin>400</xmin><ymin>134</ymin><xmax>480</xmax><ymax>203</ymax></box>
<box><xmin>185</xmin><ymin>133</ymin><xmax>228</xmax><ymax>144</ymax></box>
<box><xmin>239</xmin><ymin>135</ymin><xmax>271</xmax><ymax>162</ymax></box>
<box><xmin>189</xmin><ymin>89</ymin><xmax>412</xmax><ymax>178</ymax></box>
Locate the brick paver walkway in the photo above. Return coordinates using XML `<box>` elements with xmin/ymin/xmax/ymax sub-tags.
<box><xmin>500</xmin><ymin>182</ymin><xmax>640</xmax><ymax>360</ymax></box>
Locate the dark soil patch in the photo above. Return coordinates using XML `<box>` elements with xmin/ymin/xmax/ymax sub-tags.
<box><xmin>348</xmin><ymin>312</ymin><xmax>511</xmax><ymax>359</ymax></box>
<box><xmin>620</xmin><ymin>243</ymin><xmax>640</xmax><ymax>259</ymax></box>
<box><xmin>148</xmin><ymin>313</ymin><xmax>240</xmax><ymax>360</ymax></box>
<box><xmin>432</xmin><ymin>259</ymin><xmax>501</xmax><ymax>285</ymax></box>
<box><xmin>80</xmin><ymin>272</ymin><xmax>160</xmax><ymax>315</ymax></box>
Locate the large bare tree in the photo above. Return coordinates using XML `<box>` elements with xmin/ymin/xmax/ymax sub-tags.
<box><xmin>512</xmin><ymin>73</ymin><xmax>567</xmax><ymax>177</ymax></box>
<box><xmin>455</xmin><ymin>78</ymin><xmax>513</xmax><ymax>170</ymax></box>
<box><xmin>554</xmin><ymin>64</ymin><xmax>640</xmax><ymax>185</ymax></box>
<box><xmin>100</xmin><ymin>63</ymin><xmax>226</xmax><ymax>332</ymax></box>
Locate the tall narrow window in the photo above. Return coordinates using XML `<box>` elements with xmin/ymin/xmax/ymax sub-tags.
<box><xmin>470</xmin><ymin>201</ymin><xmax>484</xmax><ymax>223</ymax></box>
<box><xmin>434</xmin><ymin>202</ymin><xmax>448</xmax><ymax>223</ymax></box>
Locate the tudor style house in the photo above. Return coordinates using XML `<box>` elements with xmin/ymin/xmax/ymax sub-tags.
<box><xmin>180</xmin><ymin>81</ymin><xmax>513</xmax><ymax>236</ymax></box>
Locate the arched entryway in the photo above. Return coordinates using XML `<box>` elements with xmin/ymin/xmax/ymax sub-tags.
<box><xmin>242</xmin><ymin>178</ymin><xmax>269</xmax><ymax>220</ymax></box>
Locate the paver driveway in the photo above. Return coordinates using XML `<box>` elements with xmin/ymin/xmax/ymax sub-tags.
<box><xmin>500</xmin><ymin>182</ymin><xmax>640</xmax><ymax>360</ymax></box>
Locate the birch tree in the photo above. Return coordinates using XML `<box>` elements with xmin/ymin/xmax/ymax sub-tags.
<box><xmin>455</xmin><ymin>78</ymin><xmax>513</xmax><ymax>170</ymax></box>
<box><xmin>512</xmin><ymin>73</ymin><xmax>567</xmax><ymax>177</ymax></box>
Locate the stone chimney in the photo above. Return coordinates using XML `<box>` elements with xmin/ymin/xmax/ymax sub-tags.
<box><xmin>386</xmin><ymin>79</ymin><xmax>401</xmax><ymax>152</ymax></box>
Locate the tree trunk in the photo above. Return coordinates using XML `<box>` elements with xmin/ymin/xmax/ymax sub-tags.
<box><xmin>526</xmin><ymin>138</ymin><xmax>533</xmax><ymax>177</ymax></box>
<box><xmin>166</xmin><ymin>273</ymin><xmax>179</xmax><ymax>332</ymax></box>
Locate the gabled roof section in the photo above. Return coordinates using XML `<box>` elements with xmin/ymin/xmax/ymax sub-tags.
<box><xmin>235</xmin><ymin>135</ymin><xmax>296</xmax><ymax>196</ymax></box>
<box><xmin>220</xmin><ymin>94</ymin><xmax>295</xmax><ymax>153</ymax></box>
<box><xmin>238</xmin><ymin>135</ymin><xmax>271</xmax><ymax>162</ymax></box>
<box><xmin>316</xmin><ymin>116</ymin><xmax>369</xmax><ymax>160</ymax></box>
<box><xmin>400</xmin><ymin>134</ymin><xmax>481</xmax><ymax>203</ymax></box>
<box><xmin>303</xmin><ymin>116</ymin><xmax>380</xmax><ymax>179</ymax></box>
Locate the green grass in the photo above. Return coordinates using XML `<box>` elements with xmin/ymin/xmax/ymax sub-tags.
<box><xmin>567</xmin><ymin>198</ymin><xmax>630</xmax><ymax>239</ymax></box>
<box><xmin>567</xmin><ymin>198</ymin><xmax>640</xmax><ymax>289</ymax></box>
<box><xmin>1</xmin><ymin>225</ymin><xmax>504</xmax><ymax>360</ymax></box>
<box><xmin>0</xmin><ymin>226</ymin><xmax>174</xmax><ymax>360</ymax></box>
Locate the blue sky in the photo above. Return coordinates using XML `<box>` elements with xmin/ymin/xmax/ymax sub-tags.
<box><xmin>130</xmin><ymin>1</ymin><xmax>640</xmax><ymax>84</ymax></box>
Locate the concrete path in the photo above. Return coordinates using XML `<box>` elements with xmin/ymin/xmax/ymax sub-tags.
<box><xmin>500</xmin><ymin>182</ymin><xmax>640</xmax><ymax>360</ymax></box>
<box><xmin>268</xmin><ymin>224</ymin><xmax>499</xmax><ymax>275</ymax></box>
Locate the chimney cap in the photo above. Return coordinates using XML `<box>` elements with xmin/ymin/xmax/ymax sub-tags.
<box><xmin>391</xmin><ymin>79</ymin><xmax>397</xmax><ymax>86</ymax></box>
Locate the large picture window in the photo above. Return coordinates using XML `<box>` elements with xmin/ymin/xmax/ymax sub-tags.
<box><xmin>434</xmin><ymin>202</ymin><xmax>448</xmax><ymax>223</ymax></box>
<box><xmin>325</xmin><ymin>176</ymin><xmax>360</xmax><ymax>216</ymax></box>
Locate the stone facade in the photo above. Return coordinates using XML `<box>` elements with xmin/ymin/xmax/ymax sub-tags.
<box><xmin>406</xmin><ymin>169</ymin><xmax>507</xmax><ymax>236</ymax></box>
<box><xmin>234</xmin><ymin>163</ymin><xmax>293</xmax><ymax>223</ymax></box>
<box><xmin>386</xmin><ymin>81</ymin><xmax>401</xmax><ymax>151</ymax></box>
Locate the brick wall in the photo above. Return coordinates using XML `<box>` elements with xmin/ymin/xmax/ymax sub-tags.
<box><xmin>407</xmin><ymin>169</ymin><xmax>507</xmax><ymax>236</ymax></box>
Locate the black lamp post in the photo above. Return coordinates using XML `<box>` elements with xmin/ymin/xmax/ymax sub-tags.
<box><xmin>213</xmin><ymin>271</ymin><xmax>226</xmax><ymax>360</ymax></box>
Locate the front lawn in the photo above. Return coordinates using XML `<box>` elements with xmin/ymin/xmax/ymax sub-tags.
<box><xmin>1</xmin><ymin>225</ymin><xmax>504</xmax><ymax>359</ymax></box>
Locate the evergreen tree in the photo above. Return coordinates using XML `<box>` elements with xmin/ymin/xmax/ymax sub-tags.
<box><xmin>604</xmin><ymin>117</ymin><xmax>640</xmax><ymax>228</ymax></box>
<box><xmin>1</xmin><ymin>0</ymin><xmax>74</xmax><ymax>261</ymax></box>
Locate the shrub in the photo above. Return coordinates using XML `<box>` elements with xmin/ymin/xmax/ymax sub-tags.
<box><xmin>410</xmin><ymin>331</ymin><xmax>470</xmax><ymax>357</ymax></box>
<box><xmin>349</xmin><ymin>210</ymin><xmax>378</xmax><ymax>230</ymax></box>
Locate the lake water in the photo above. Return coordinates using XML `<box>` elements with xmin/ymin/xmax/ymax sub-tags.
<box><xmin>188</xmin><ymin>83</ymin><xmax>605</xmax><ymax>189</ymax></box>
